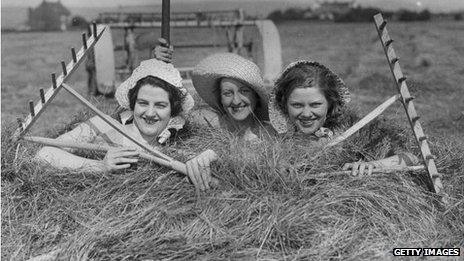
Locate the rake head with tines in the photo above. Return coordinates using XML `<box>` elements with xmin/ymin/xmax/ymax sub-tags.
<box><xmin>373</xmin><ymin>13</ymin><xmax>446</xmax><ymax>203</ymax></box>
<box><xmin>13</xmin><ymin>23</ymin><xmax>106</xmax><ymax>142</ymax></box>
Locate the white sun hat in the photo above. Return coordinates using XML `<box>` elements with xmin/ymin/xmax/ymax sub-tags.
<box><xmin>115</xmin><ymin>59</ymin><xmax>194</xmax><ymax>115</ymax></box>
<box><xmin>191</xmin><ymin>53</ymin><xmax>270</xmax><ymax>121</ymax></box>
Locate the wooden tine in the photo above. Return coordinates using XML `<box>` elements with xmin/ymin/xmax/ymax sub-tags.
<box><xmin>398</xmin><ymin>76</ymin><xmax>407</xmax><ymax>84</ymax></box>
<box><xmin>426</xmin><ymin>155</ymin><xmax>435</xmax><ymax>161</ymax></box>
<box><xmin>378</xmin><ymin>20</ymin><xmax>387</xmax><ymax>31</ymax></box>
<box><xmin>404</xmin><ymin>96</ymin><xmax>414</xmax><ymax>103</ymax></box>
<box><xmin>39</xmin><ymin>89</ymin><xmax>46</xmax><ymax>104</ymax></box>
<box><xmin>29</xmin><ymin>101</ymin><xmax>35</xmax><ymax>117</ymax></box>
<box><xmin>17</xmin><ymin>118</ymin><xmax>23</xmax><ymax>131</ymax></box>
<box><xmin>326</xmin><ymin>94</ymin><xmax>400</xmax><ymax>148</ymax></box>
<box><xmin>92</xmin><ymin>22</ymin><xmax>97</xmax><ymax>40</ymax></box>
<box><xmin>385</xmin><ymin>39</ymin><xmax>394</xmax><ymax>46</ymax></box>
<box><xmin>51</xmin><ymin>73</ymin><xmax>57</xmax><ymax>89</ymax></box>
<box><xmin>61</xmin><ymin>61</ymin><xmax>67</xmax><ymax>75</ymax></box>
<box><xmin>418</xmin><ymin>136</ymin><xmax>427</xmax><ymax>142</ymax></box>
<box><xmin>71</xmin><ymin>48</ymin><xmax>77</xmax><ymax>63</ymax></box>
<box><xmin>82</xmin><ymin>33</ymin><xmax>88</xmax><ymax>49</ymax></box>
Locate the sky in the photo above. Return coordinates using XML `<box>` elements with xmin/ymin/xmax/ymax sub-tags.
<box><xmin>2</xmin><ymin>0</ymin><xmax>464</xmax><ymax>12</ymax></box>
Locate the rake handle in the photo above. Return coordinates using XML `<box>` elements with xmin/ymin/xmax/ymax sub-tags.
<box><xmin>161</xmin><ymin>0</ymin><xmax>170</xmax><ymax>43</ymax></box>
<box><xmin>326</xmin><ymin>94</ymin><xmax>400</xmax><ymax>148</ymax></box>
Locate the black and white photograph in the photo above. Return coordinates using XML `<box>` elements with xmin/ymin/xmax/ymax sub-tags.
<box><xmin>1</xmin><ymin>0</ymin><xmax>463</xmax><ymax>259</ymax></box>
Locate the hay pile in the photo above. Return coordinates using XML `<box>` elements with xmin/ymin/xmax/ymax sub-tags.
<box><xmin>1</xmin><ymin>113</ymin><xmax>463</xmax><ymax>260</ymax></box>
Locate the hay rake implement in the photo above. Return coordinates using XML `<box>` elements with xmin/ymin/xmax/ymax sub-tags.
<box><xmin>325</xmin><ymin>13</ymin><xmax>446</xmax><ymax>203</ymax></box>
<box><xmin>14</xmin><ymin>23</ymin><xmax>105</xmax><ymax>140</ymax></box>
<box><xmin>12</xmin><ymin>3</ymin><xmax>202</xmax><ymax>178</ymax></box>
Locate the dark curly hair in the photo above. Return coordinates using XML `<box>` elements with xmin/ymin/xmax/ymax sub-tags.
<box><xmin>128</xmin><ymin>76</ymin><xmax>185</xmax><ymax>117</ymax></box>
<box><xmin>274</xmin><ymin>63</ymin><xmax>344</xmax><ymax>129</ymax></box>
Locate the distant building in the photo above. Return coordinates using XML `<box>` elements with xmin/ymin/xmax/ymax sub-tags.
<box><xmin>27</xmin><ymin>0</ymin><xmax>71</xmax><ymax>31</ymax></box>
<box><xmin>309</xmin><ymin>0</ymin><xmax>355</xmax><ymax>20</ymax></box>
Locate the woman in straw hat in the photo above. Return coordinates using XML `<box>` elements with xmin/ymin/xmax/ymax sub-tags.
<box><xmin>154</xmin><ymin>43</ymin><xmax>276</xmax><ymax>141</ymax></box>
<box><xmin>189</xmin><ymin>53</ymin><xmax>276</xmax><ymax>140</ymax></box>
<box><xmin>36</xmin><ymin>59</ymin><xmax>217</xmax><ymax>191</ymax></box>
<box><xmin>273</xmin><ymin>60</ymin><xmax>419</xmax><ymax>176</ymax></box>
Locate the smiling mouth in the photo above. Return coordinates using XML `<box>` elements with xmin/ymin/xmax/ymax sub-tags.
<box><xmin>143</xmin><ymin>118</ymin><xmax>159</xmax><ymax>125</ymax></box>
<box><xmin>230</xmin><ymin>105</ymin><xmax>248</xmax><ymax>113</ymax></box>
<box><xmin>298</xmin><ymin>118</ymin><xmax>317</xmax><ymax>127</ymax></box>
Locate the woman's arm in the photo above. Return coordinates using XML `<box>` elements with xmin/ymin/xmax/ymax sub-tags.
<box><xmin>342</xmin><ymin>152</ymin><xmax>419</xmax><ymax>176</ymax></box>
<box><xmin>35</xmin><ymin>119</ymin><xmax>139</xmax><ymax>172</ymax></box>
<box><xmin>36</xmin><ymin>146</ymin><xmax>107</xmax><ymax>171</ymax></box>
<box><xmin>370</xmin><ymin>152</ymin><xmax>419</xmax><ymax>168</ymax></box>
<box><xmin>35</xmin><ymin>120</ymin><xmax>97</xmax><ymax>168</ymax></box>
<box><xmin>37</xmin><ymin>145</ymin><xmax>139</xmax><ymax>172</ymax></box>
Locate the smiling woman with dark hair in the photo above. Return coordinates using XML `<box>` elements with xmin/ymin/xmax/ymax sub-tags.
<box><xmin>273</xmin><ymin>60</ymin><xmax>419</xmax><ymax>176</ymax></box>
<box><xmin>128</xmin><ymin>76</ymin><xmax>185</xmax><ymax>117</ymax></box>
<box><xmin>36</xmin><ymin>59</ymin><xmax>217</xmax><ymax>191</ymax></box>
<box><xmin>274</xmin><ymin>60</ymin><xmax>351</xmax><ymax>136</ymax></box>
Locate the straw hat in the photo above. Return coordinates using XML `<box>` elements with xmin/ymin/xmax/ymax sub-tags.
<box><xmin>191</xmin><ymin>53</ymin><xmax>270</xmax><ymax>121</ymax></box>
<box><xmin>115</xmin><ymin>59</ymin><xmax>194</xmax><ymax>115</ymax></box>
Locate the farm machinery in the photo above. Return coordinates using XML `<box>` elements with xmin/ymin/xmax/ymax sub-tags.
<box><xmin>87</xmin><ymin>7</ymin><xmax>282</xmax><ymax>96</ymax></box>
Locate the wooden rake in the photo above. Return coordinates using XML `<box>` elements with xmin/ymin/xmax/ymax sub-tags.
<box><xmin>13</xmin><ymin>22</ymin><xmax>191</xmax><ymax>176</ymax></box>
<box><xmin>323</xmin><ymin>13</ymin><xmax>446</xmax><ymax>202</ymax></box>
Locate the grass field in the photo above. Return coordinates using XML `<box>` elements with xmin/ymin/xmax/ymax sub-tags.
<box><xmin>2</xmin><ymin>20</ymin><xmax>464</xmax><ymax>260</ymax></box>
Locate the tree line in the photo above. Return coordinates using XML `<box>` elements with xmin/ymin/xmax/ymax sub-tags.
<box><xmin>266</xmin><ymin>7</ymin><xmax>454</xmax><ymax>23</ymax></box>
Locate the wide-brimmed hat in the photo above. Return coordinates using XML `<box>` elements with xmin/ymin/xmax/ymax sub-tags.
<box><xmin>191</xmin><ymin>53</ymin><xmax>270</xmax><ymax>121</ymax></box>
<box><xmin>115</xmin><ymin>59</ymin><xmax>194</xmax><ymax>115</ymax></box>
<box><xmin>270</xmin><ymin>60</ymin><xmax>351</xmax><ymax>134</ymax></box>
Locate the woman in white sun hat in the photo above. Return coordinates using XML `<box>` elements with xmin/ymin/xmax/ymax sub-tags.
<box><xmin>190</xmin><ymin>52</ymin><xmax>277</xmax><ymax>140</ymax></box>
<box><xmin>36</xmin><ymin>59</ymin><xmax>218</xmax><ymax>191</ymax></box>
<box><xmin>154</xmin><ymin>42</ymin><xmax>276</xmax><ymax>141</ymax></box>
<box><xmin>273</xmin><ymin>60</ymin><xmax>419</xmax><ymax>176</ymax></box>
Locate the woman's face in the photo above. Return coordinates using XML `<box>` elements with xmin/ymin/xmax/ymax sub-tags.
<box><xmin>286</xmin><ymin>87</ymin><xmax>329</xmax><ymax>135</ymax></box>
<box><xmin>133</xmin><ymin>84</ymin><xmax>172</xmax><ymax>140</ymax></box>
<box><xmin>220</xmin><ymin>78</ymin><xmax>258</xmax><ymax>121</ymax></box>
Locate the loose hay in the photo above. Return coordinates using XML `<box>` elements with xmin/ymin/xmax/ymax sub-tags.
<box><xmin>2</xmin><ymin>113</ymin><xmax>463</xmax><ymax>260</ymax></box>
